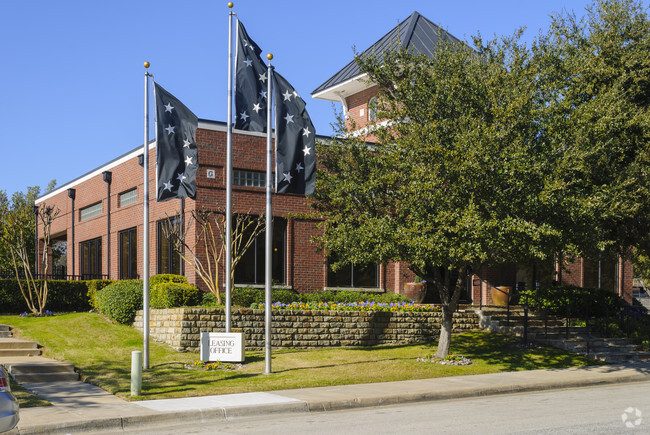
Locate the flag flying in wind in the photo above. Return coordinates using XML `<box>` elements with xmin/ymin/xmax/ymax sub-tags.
<box><xmin>154</xmin><ymin>83</ymin><xmax>199</xmax><ymax>201</ymax></box>
<box><xmin>234</xmin><ymin>19</ymin><xmax>316</xmax><ymax>195</ymax></box>
<box><xmin>273</xmin><ymin>72</ymin><xmax>316</xmax><ymax>195</ymax></box>
<box><xmin>235</xmin><ymin>20</ymin><xmax>268</xmax><ymax>132</ymax></box>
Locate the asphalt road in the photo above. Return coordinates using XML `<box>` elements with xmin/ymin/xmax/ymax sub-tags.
<box><xmin>112</xmin><ymin>381</ymin><xmax>650</xmax><ymax>434</ymax></box>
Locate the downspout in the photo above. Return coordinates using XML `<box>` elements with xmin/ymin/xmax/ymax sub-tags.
<box><xmin>67</xmin><ymin>188</ymin><xmax>76</xmax><ymax>277</ymax></box>
<box><xmin>103</xmin><ymin>171</ymin><xmax>112</xmax><ymax>279</ymax></box>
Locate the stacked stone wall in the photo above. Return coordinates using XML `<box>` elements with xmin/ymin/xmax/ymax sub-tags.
<box><xmin>133</xmin><ymin>308</ymin><xmax>480</xmax><ymax>352</ymax></box>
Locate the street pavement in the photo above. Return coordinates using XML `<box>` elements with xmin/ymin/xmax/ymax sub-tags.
<box><xmin>7</xmin><ymin>360</ymin><xmax>650</xmax><ymax>434</ymax></box>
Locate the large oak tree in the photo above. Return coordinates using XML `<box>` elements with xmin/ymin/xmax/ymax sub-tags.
<box><xmin>312</xmin><ymin>0</ymin><xmax>650</xmax><ymax>357</ymax></box>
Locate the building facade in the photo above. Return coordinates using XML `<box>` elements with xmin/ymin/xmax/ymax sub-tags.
<box><xmin>35</xmin><ymin>120</ymin><xmax>421</xmax><ymax>296</ymax></box>
<box><xmin>35</xmin><ymin>11</ymin><xmax>634</xmax><ymax>304</ymax></box>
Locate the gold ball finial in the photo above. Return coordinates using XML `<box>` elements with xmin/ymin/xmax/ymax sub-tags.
<box><xmin>144</xmin><ymin>61</ymin><xmax>150</xmax><ymax>69</ymax></box>
<box><xmin>228</xmin><ymin>2</ymin><xmax>233</xmax><ymax>8</ymax></box>
<box><xmin>267</xmin><ymin>53</ymin><xmax>273</xmax><ymax>60</ymax></box>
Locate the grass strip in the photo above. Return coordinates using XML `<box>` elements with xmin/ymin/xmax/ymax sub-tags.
<box><xmin>8</xmin><ymin>378</ymin><xmax>52</xmax><ymax>408</ymax></box>
<box><xmin>0</xmin><ymin>312</ymin><xmax>600</xmax><ymax>401</ymax></box>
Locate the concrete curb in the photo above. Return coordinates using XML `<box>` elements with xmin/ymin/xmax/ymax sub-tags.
<box><xmin>302</xmin><ymin>373</ymin><xmax>650</xmax><ymax>412</ymax></box>
<box><xmin>14</xmin><ymin>368</ymin><xmax>650</xmax><ymax>434</ymax></box>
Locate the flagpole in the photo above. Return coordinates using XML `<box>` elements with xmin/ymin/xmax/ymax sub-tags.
<box><xmin>265</xmin><ymin>54</ymin><xmax>274</xmax><ymax>375</ymax></box>
<box><xmin>143</xmin><ymin>61</ymin><xmax>151</xmax><ymax>370</ymax></box>
<box><xmin>225</xmin><ymin>2</ymin><xmax>235</xmax><ymax>333</ymax></box>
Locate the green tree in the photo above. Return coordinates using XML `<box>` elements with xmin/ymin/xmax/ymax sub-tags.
<box><xmin>532</xmin><ymin>0</ymin><xmax>650</xmax><ymax>269</ymax></box>
<box><xmin>313</xmin><ymin>32</ymin><xmax>565</xmax><ymax>357</ymax></box>
<box><xmin>0</xmin><ymin>181</ymin><xmax>58</xmax><ymax>314</ymax></box>
<box><xmin>0</xmin><ymin>186</ymin><xmax>41</xmax><ymax>273</ymax></box>
<box><xmin>314</xmin><ymin>0</ymin><xmax>650</xmax><ymax>358</ymax></box>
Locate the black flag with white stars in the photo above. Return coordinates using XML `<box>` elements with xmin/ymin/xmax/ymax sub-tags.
<box><xmin>273</xmin><ymin>72</ymin><xmax>316</xmax><ymax>195</ymax></box>
<box><xmin>154</xmin><ymin>82</ymin><xmax>199</xmax><ymax>201</ymax></box>
<box><xmin>234</xmin><ymin>19</ymin><xmax>316</xmax><ymax>194</ymax></box>
<box><xmin>235</xmin><ymin>20</ymin><xmax>268</xmax><ymax>132</ymax></box>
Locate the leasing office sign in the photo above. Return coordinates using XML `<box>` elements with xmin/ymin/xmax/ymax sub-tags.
<box><xmin>200</xmin><ymin>332</ymin><xmax>245</xmax><ymax>362</ymax></box>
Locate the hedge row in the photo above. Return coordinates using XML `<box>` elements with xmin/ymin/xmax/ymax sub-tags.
<box><xmin>201</xmin><ymin>288</ymin><xmax>411</xmax><ymax>308</ymax></box>
<box><xmin>0</xmin><ymin>279</ymin><xmax>93</xmax><ymax>313</ymax></box>
<box><xmin>0</xmin><ymin>274</ymin><xmax>199</xmax><ymax>317</ymax></box>
<box><xmin>520</xmin><ymin>285</ymin><xmax>647</xmax><ymax>317</ymax></box>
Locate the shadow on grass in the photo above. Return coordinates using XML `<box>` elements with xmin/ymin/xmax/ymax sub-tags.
<box><xmin>271</xmin><ymin>356</ymin><xmax>412</xmax><ymax>374</ymax></box>
<box><xmin>452</xmin><ymin>332</ymin><xmax>604</xmax><ymax>371</ymax></box>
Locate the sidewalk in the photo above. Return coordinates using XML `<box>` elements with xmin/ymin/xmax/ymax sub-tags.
<box><xmin>11</xmin><ymin>361</ymin><xmax>650</xmax><ymax>434</ymax></box>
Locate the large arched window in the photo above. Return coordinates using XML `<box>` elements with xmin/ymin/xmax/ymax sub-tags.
<box><xmin>368</xmin><ymin>97</ymin><xmax>378</xmax><ymax>122</ymax></box>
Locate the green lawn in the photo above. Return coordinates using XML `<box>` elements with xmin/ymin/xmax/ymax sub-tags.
<box><xmin>0</xmin><ymin>312</ymin><xmax>600</xmax><ymax>402</ymax></box>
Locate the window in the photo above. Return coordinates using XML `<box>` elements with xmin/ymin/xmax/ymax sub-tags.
<box><xmin>119</xmin><ymin>188</ymin><xmax>137</xmax><ymax>207</ymax></box>
<box><xmin>80</xmin><ymin>238</ymin><xmax>102</xmax><ymax>279</ymax></box>
<box><xmin>157</xmin><ymin>218</ymin><xmax>180</xmax><ymax>275</ymax></box>
<box><xmin>234</xmin><ymin>170</ymin><xmax>266</xmax><ymax>188</ymax></box>
<box><xmin>80</xmin><ymin>202</ymin><xmax>102</xmax><ymax>221</ymax></box>
<box><xmin>327</xmin><ymin>257</ymin><xmax>378</xmax><ymax>288</ymax></box>
<box><xmin>583</xmin><ymin>256</ymin><xmax>618</xmax><ymax>292</ymax></box>
<box><xmin>119</xmin><ymin>227</ymin><xmax>137</xmax><ymax>279</ymax></box>
<box><xmin>368</xmin><ymin>97</ymin><xmax>378</xmax><ymax>122</ymax></box>
<box><xmin>234</xmin><ymin>217</ymin><xmax>286</xmax><ymax>285</ymax></box>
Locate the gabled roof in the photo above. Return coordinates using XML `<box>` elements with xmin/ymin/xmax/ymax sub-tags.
<box><xmin>312</xmin><ymin>11</ymin><xmax>462</xmax><ymax>101</ymax></box>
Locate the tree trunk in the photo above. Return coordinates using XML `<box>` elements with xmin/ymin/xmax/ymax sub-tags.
<box><xmin>414</xmin><ymin>264</ymin><xmax>467</xmax><ymax>359</ymax></box>
<box><xmin>435</xmin><ymin>304</ymin><xmax>454</xmax><ymax>358</ymax></box>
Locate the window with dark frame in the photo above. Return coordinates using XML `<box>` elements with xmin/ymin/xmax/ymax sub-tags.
<box><xmin>234</xmin><ymin>217</ymin><xmax>286</xmax><ymax>285</ymax></box>
<box><xmin>327</xmin><ymin>256</ymin><xmax>379</xmax><ymax>288</ymax></box>
<box><xmin>583</xmin><ymin>257</ymin><xmax>618</xmax><ymax>292</ymax></box>
<box><xmin>157</xmin><ymin>218</ymin><xmax>180</xmax><ymax>275</ymax></box>
<box><xmin>80</xmin><ymin>237</ymin><xmax>102</xmax><ymax>279</ymax></box>
<box><xmin>119</xmin><ymin>227</ymin><xmax>137</xmax><ymax>279</ymax></box>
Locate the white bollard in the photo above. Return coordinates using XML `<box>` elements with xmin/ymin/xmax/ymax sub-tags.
<box><xmin>131</xmin><ymin>350</ymin><xmax>142</xmax><ymax>396</ymax></box>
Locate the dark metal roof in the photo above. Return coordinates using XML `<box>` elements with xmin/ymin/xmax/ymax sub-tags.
<box><xmin>312</xmin><ymin>11</ymin><xmax>463</xmax><ymax>95</ymax></box>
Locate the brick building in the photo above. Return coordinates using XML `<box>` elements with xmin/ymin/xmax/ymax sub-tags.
<box><xmin>35</xmin><ymin>11</ymin><xmax>633</xmax><ymax>304</ymax></box>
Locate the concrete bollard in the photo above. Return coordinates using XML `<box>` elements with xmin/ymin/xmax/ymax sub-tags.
<box><xmin>131</xmin><ymin>350</ymin><xmax>142</xmax><ymax>396</ymax></box>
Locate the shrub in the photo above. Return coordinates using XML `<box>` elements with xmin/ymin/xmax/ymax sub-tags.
<box><xmin>46</xmin><ymin>280</ymin><xmax>92</xmax><ymax>312</ymax></box>
<box><xmin>302</xmin><ymin>290</ymin><xmax>409</xmax><ymax>304</ymax></box>
<box><xmin>0</xmin><ymin>279</ymin><xmax>26</xmax><ymax>313</ymax></box>
<box><xmin>0</xmin><ymin>279</ymin><xmax>93</xmax><ymax>313</ymax></box>
<box><xmin>150</xmin><ymin>282</ymin><xmax>201</xmax><ymax>308</ymax></box>
<box><xmin>210</xmin><ymin>287</ymin><xmax>410</xmax><ymax>308</ymax></box>
<box><xmin>95</xmin><ymin>280</ymin><xmax>143</xmax><ymax>324</ymax></box>
<box><xmin>202</xmin><ymin>292</ymin><xmax>221</xmax><ymax>307</ymax></box>
<box><xmin>230</xmin><ymin>288</ymin><xmax>305</xmax><ymax>307</ymax></box>
<box><xmin>520</xmin><ymin>285</ymin><xmax>630</xmax><ymax>318</ymax></box>
<box><xmin>256</xmin><ymin>301</ymin><xmax>440</xmax><ymax>312</ymax></box>
<box><xmin>226</xmin><ymin>287</ymin><xmax>264</xmax><ymax>307</ymax></box>
<box><xmin>149</xmin><ymin>274</ymin><xmax>188</xmax><ymax>287</ymax></box>
<box><xmin>87</xmin><ymin>280</ymin><xmax>114</xmax><ymax>311</ymax></box>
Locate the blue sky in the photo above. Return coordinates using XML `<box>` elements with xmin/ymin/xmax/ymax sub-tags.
<box><xmin>1</xmin><ymin>0</ymin><xmax>643</xmax><ymax>197</ymax></box>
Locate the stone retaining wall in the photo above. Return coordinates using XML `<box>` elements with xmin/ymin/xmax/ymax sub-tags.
<box><xmin>133</xmin><ymin>308</ymin><xmax>480</xmax><ymax>352</ymax></box>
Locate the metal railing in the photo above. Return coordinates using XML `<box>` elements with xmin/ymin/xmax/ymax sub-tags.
<box><xmin>521</xmin><ymin>286</ymin><xmax>650</xmax><ymax>352</ymax></box>
<box><xmin>0</xmin><ymin>271</ymin><xmax>110</xmax><ymax>281</ymax></box>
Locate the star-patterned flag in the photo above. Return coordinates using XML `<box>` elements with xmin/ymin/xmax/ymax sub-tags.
<box><xmin>154</xmin><ymin>82</ymin><xmax>199</xmax><ymax>201</ymax></box>
<box><xmin>235</xmin><ymin>20</ymin><xmax>268</xmax><ymax>132</ymax></box>
<box><xmin>234</xmin><ymin>19</ymin><xmax>316</xmax><ymax>195</ymax></box>
<box><xmin>273</xmin><ymin>72</ymin><xmax>316</xmax><ymax>195</ymax></box>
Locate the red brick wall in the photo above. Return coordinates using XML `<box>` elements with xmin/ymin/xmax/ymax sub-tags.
<box><xmin>36</xmin><ymin>125</ymin><xmax>324</xmax><ymax>294</ymax></box>
<box><xmin>34</xmin><ymin>121</ymin><xmax>638</xmax><ymax>304</ymax></box>
<box><xmin>345</xmin><ymin>85</ymin><xmax>380</xmax><ymax>142</ymax></box>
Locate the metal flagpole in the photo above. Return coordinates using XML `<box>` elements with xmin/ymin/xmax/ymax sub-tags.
<box><xmin>143</xmin><ymin>61</ymin><xmax>152</xmax><ymax>369</ymax></box>
<box><xmin>265</xmin><ymin>55</ymin><xmax>274</xmax><ymax>375</ymax></box>
<box><xmin>225</xmin><ymin>2</ymin><xmax>235</xmax><ymax>333</ymax></box>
